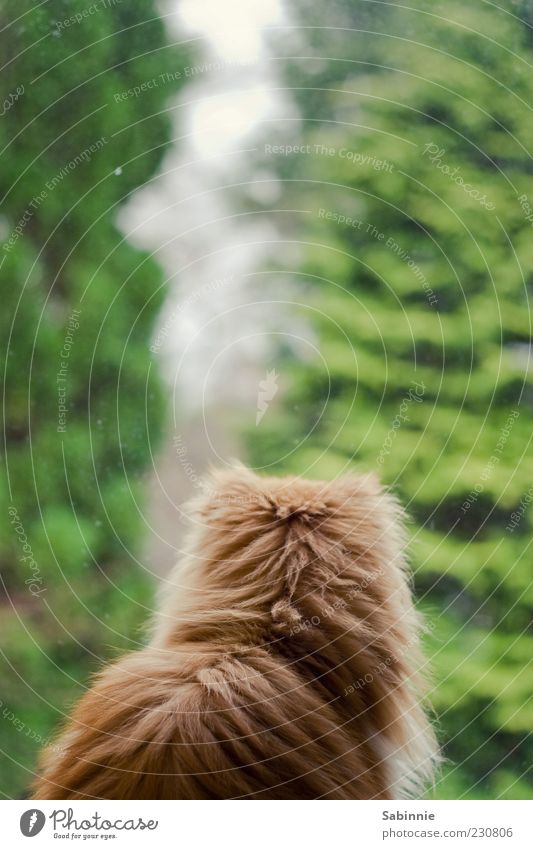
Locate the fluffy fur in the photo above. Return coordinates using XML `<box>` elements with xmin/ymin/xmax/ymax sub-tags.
<box><xmin>33</xmin><ymin>467</ymin><xmax>438</xmax><ymax>799</ymax></box>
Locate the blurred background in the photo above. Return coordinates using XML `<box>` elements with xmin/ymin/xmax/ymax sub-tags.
<box><xmin>0</xmin><ymin>0</ymin><xmax>532</xmax><ymax>799</ymax></box>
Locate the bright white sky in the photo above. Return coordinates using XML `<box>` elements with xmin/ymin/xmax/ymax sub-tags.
<box><xmin>174</xmin><ymin>0</ymin><xmax>285</xmax><ymax>156</ymax></box>
<box><xmin>178</xmin><ymin>0</ymin><xmax>283</xmax><ymax>62</ymax></box>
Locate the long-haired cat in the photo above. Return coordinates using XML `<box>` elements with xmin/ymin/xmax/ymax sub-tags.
<box><xmin>33</xmin><ymin>467</ymin><xmax>438</xmax><ymax>799</ymax></box>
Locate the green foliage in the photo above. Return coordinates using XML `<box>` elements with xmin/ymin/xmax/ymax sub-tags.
<box><xmin>0</xmin><ymin>1</ymin><xmax>191</xmax><ymax>797</ymax></box>
<box><xmin>248</xmin><ymin>0</ymin><xmax>533</xmax><ymax>798</ymax></box>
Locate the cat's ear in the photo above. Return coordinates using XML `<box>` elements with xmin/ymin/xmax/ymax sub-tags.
<box><xmin>301</xmin><ymin>472</ymin><xmax>409</xmax><ymax>582</ymax></box>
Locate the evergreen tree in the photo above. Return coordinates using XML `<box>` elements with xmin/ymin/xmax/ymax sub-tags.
<box><xmin>248</xmin><ymin>0</ymin><xmax>533</xmax><ymax>798</ymax></box>
<box><xmin>0</xmin><ymin>0</ymin><xmax>191</xmax><ymax>796</ymax></box>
